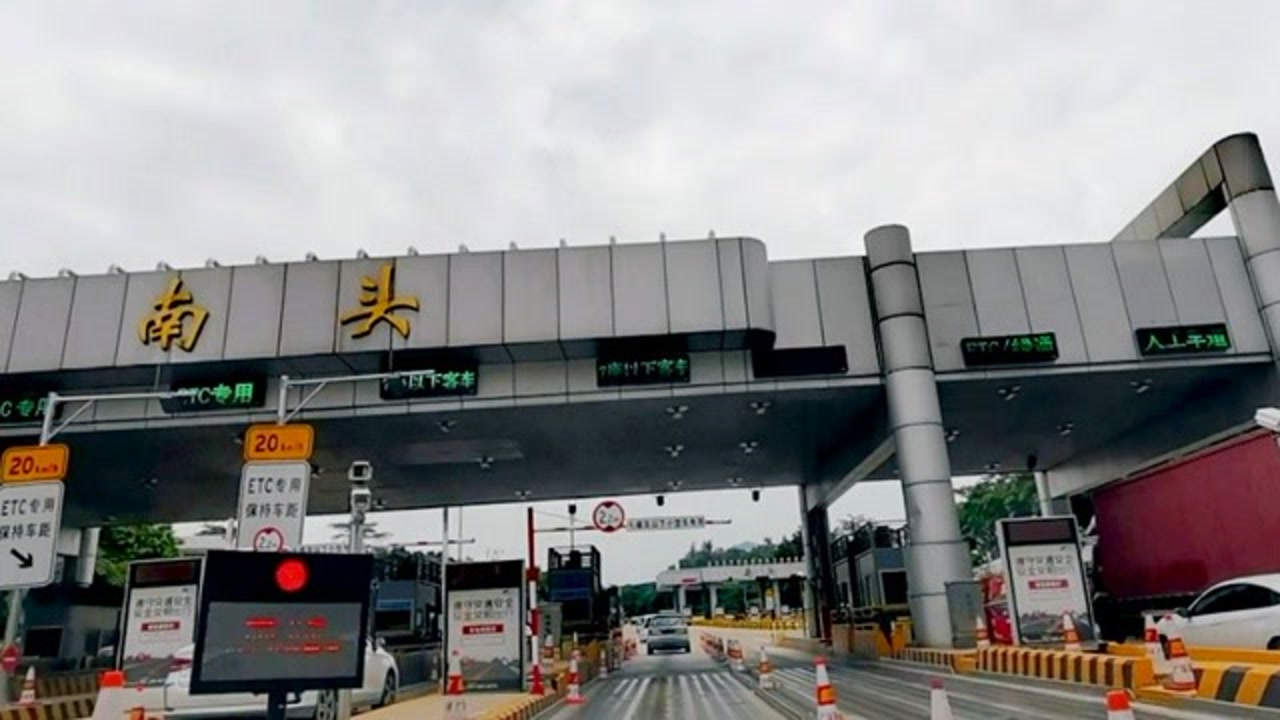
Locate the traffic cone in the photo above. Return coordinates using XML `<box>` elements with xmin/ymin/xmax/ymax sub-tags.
<box><xmin>90</xmin><ymin>670</ymin><xmax>126</xmax><ymax>720</ymax></box>
<box><xmin>1061</xmin><ymin>612</ymin><xmax>1082</xmax><ymax>652</ymax></box>
<box><xmin>758</xmin><ymin>647</ymin><xmax>776</xmax><ymax>690</ymax></box>
<box><xmin>1143</xmin><ymin>614</ymin><xmax>1170</xmax><ymax>676</ymax></box>
<box><xmin>814</xmin><ymin>657</ymin><xmax>839</xmax><ymax>719</ymax></box>
<box><xmin>1105</xmin><ymin>689</ymin><xmax>1137</xmax><ymax>719</ymax></box>
<box><xmin>599</xmin><ymin>647</ymin><xmax>609</xmax><ymax>679</ymax></box>
<box><xmin>565</xmin><ymin>650</ymin><xmax>585</xmax><ymax>705</ymax></box>
<box><xmin>445</xmin><ymin>650</ymin><xmax>465</xmax><ymax>695</ymax></box>
<box><xmin>529</xmin><ymin>660</ymin><xmax>546</xmax><ymax>696</ymax></box>
<box><xmin>17</xmin><ymin>666</ymin><xmax>35</xmax><ymax>705</ymax></box>
<box><xmin>929</xmin><ymin>678</ymin><xmax>954</xmax><ymax>719</ymax></box>
<box><xmin>974</xmin><ymin>614</ymin><xmax>990</xmax><ymax>650</ymax></box>
<box><xmin>730</xmin><ymin>640</ymin><xmax>745</xmax><ymax>672</ymax></box>
<box><xmin>1161</xmin><ymin>628</ymin><xmax>1198</xmax><ymax>694</ymax></box>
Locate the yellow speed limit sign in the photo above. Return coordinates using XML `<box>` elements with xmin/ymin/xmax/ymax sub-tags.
<box><xmin>2</xmin><ymin>444</ymin><xmax>70</xmax><ymax>482</ymax></box>
<box><xmin>243</xmin><ymin>424</ymin><xmax>314</xmax><ymax>462</ymax></box>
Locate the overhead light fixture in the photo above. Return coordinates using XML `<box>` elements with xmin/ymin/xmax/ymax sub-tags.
<box><xmin>514</xmin><ymin>489</ymin><xmax>532</xmax><ymax>500</ymax></box>
<box><xmin>739</xmin><ymin>440</ymin><xmax>759</xmax><ymax>455</ymax></box>
<box><xmin>664</xmin><ymin>444</ymin><xmax>684</xmax><ymax>459</ymax></box>
<box><xmin>944</xmin><ymin>428</ymin><xmax>960</xmax><ymax>443</ymax></box>
<box><xmin>996</xmin><ymin>385</ymin><xmax>1022</xmax><ymax>401</ymax></box>
<box><xmin>656</xmin><ymin>495</ymin><xmax>665</xmax><ymax>507</ymax></box>
<box><xmin>156</xmin><ymin>261</ymin><xmax>173</xmax><ymax>271</ymax></box>
<box><xmin>726</xmin><ymin>477</ymin><xmax>744</xmax><ymax>487</ymax></box>
<box><xmin>57</xmin><ymin>268</ymin><xmax>77</xmax><ymax>277</ymax></box>
<box><xmin>204</xmin><ymin>258</ymin><xmax>220</xmax><ymax>268</ymax></box>
<box><xmin>305</xmin><ymin>252</ymin><xmax>319</xmax><ymax>262</ymax></box>
<box><xmin>438</xmin><ymin>419</ymin><xmax>457</xmax><ymax>433</ymax></box>
<box><xmin>750</xmin><ymin>400</ymin><xmax>772</xmax><ymax>416</ymax></box>
<box><xmin>665</xmin><ymin>405</ymin><xmax>689</xmax><ymax>421</ymax></box>
<box><xmin>985</xmin><ymin>462</ymin><xmax>1002</xmax><ymax>472</ymax></box>
<box><xmin>1057</xmin><ymin>422</ymin><xmax>1075</xmax><ymax>437</ymax></box>
<box><xmin>356</xmin><ymin>249</ymin><xmax>370</xmax><ymax>259</ymax></box>
<box><xmin>255</xmin><ymin>255</ymin><xmax>270</xmax><ymax>265</ymax></box>
<box><xmin>107</xmin><ymin>264</ymin><xmax>125</xmax><ymax>274</ymax></box>
<box><xmin>751</xmin><ymin>489</ymin><xmax>761</xmax><ymax>503</ymax></box>
<box><xmin>1129</xmin><ymin>379</ymin><xmax>1152</xmax><ymax>395</ymax></box>
<box><xmin>7</xmin><ymin>271</ymin><xmax>27</xmax><ymax>281</ymax></box>
<box><xmin>477</xmin><ymin>456</ymin><xmax>494</xmax><ymax>471</ymax></box>
<box><xmin>668</xmin><ymin>480</ymin><xmax>683</xmax><ymax>491</ymax></box>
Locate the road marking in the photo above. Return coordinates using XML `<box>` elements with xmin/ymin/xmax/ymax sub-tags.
<box><xmin>616</xmin><ymin>676</ymin><xmax>651</xmax><ymax>720</ymax></box>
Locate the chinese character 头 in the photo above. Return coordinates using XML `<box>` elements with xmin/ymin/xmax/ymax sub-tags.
<box><xmin>340</xmin><ymin>263</ymin><xmax>420</xmax><ymax>339</ymax></box>
<box><xmin>138</xmin><ymin>278</ymin><xmax>210</xmax><ymax>352</ymax></box>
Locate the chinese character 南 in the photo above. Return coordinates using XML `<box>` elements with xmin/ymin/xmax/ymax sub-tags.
<box><xmin>340</xmin><ymin>263</ymin><xmax>420</xmax><ymax>339</ymax></box>
<box><xmin>138</xmin><ymin>278</ymin><xmax>210</xmax><ymax>352</ymax></box>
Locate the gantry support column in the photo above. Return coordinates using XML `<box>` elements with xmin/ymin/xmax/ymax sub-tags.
<box><xmin>1224</xmin><ymin>136</ymin><xmax>1280</xmax><ymax>359</ymax></box>
<box><xmin>798</xmin><ymin>489</ymin><xmax>835</xmax><ymax>641</ymax></box>
<box><xmin>866</xmin><ymin>224</ymin><xmax>973</xmax><ymax>648</ymax></box>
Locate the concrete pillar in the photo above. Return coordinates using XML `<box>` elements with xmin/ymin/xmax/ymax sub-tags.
<box><xmin>75</xmin><ymin>527</ymin><xmax>101</xmax><ymax>587</ymax></box>
<box><xmin>677</xmin><ymin>585</ymin><xmax>687</xmax><ymax>614</ymax></box>
<box><xmin>1223</xmin><ymin>135</ymin><xmax>1280</xmax><ymax>357</ymax></box>
<box><xmin>708</xmin><ymin>584</ymin><xmax>718</xmax><ymax>617</ymax></box>
<box><xmin>866</xmin><ymin>224</ymin><xmax>974</xmax><ymax>648</ymax></box>
<box><xmin>772</xmin><ymin>580</ymin><xmax>781</xmax><ymax>615</ymax></box>
<box><xmin>797</xmin><ymin>490</ymin><xmax>817</xmax><ymax>637</ymax></box>
<box><xmin>1034</xmin><ymin>472</ymin><xmax>1054</xmax><ymax>518</ymax></box>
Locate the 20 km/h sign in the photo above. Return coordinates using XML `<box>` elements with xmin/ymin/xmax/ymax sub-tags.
<box><xmin>0</xmin><ymin>481</ymin><xmax>64</xmax><ymax>590</ymax></box>
<box><xmin>1</xmin><ymin>444</ymin><xmax>70</xmax><ymax>483</ymax></box>
<box><xmin>592</xmin><ymin>501</ymin><xmax>626</xmax><ymax>533</ymax></box>
<box><xmin>243</xmin><ymin>424</ymin><xmax>314</xmax><ymax>462</ymax></box>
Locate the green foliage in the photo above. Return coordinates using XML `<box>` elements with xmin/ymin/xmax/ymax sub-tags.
<box><xmin>676</xmin><ymin>529</ymin><xmax>804</xmax><ymax>569</ymax></box>
<box><xmin>619</xmin><ymin>582</ymin><xmax>661</xmax><ymax>617</ymax></box>
<box><xmin>97</xmin><ymin>524</ymin><xmax>181</xmax><ymax>586</ymax></box>
<box><xmin>956</xmin><ymin>472</ymin><xmax>1038</xmax><ymax>564</ymax></box>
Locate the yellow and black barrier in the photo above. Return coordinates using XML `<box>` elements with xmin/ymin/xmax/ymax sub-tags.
<box><xmin>7</xmin><ymin>672</ymin><xmax>98</xmax><ymax>702</ymax></box>
<box><xmin>0</xmin><ymin>696</ymin><xmax>94</xmax><ymax>720</ymax></box>
<box><xmin>1177</xmin><ymin>663</ymin><xmax>1280</xmax><ymax>709</ymax></box>
<box><xmin>977</xmin><ymin>646</ymin><xmax>1155</xmax><ymax>690</ymax></box>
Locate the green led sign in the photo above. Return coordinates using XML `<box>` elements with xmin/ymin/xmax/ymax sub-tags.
<box><xmin>0</xmin><ymin>393</ymin><xmax>56</xmax><ymax>426</ymax></box>
<box><xmin>1136</xmin><ymin>323</ymin><xmax>1231</xmax><ymax>357</ymax></box>
<box><xmin>380</xmin><ymin>365</ymin><xmax>479</xmax><ymax>400</ymax></box>
<box><xmin>961</xmin><ymin>332</ymin><xmax>1059</xmax><ymax>367</ymax></box>
<box><xmin>161</xmin><ymin>379</ymin><xmax>267</xmax><ymax>414</ymax></box>
<box><xmin>596</xmin><ymin>355</ymin><xmax>691</xmax><ymax>387</ymax></box>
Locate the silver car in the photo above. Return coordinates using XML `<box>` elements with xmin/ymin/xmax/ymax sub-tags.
<box><xmin>645</xmin><ymin>615</ymin><xmax>691</xmax><ymax>654</ymax></box>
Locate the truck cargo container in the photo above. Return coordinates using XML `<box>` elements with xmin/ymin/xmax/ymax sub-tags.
<box><xmin>1084</xmin><ymin>428</ymin><xmax>1280</xmax><ymax>640</ymax></box>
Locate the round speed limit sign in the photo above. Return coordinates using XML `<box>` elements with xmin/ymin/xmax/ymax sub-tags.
<box><xmin>592</xmin><ymin>500</ymin><xmax>626</xmax><ymax>534</ymax></box>
<box><xmin>252</xmin><ymin>527</ymin><xmax>286</xmax><ymax>552</ymax></box>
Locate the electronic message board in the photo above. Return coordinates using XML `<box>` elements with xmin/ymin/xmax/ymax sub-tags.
<box><xmin>190</xmin><ymin>550</ymin><xmax>374</xmax><ymax>695</ymax></box>
<box><xmin>118</xmin><ymin>558</ymin><xmax>202</xmax><ymax>688</ymax></box>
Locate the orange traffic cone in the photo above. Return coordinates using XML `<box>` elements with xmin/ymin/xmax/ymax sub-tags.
<box><xmin>89</xmin><ymin>671</ymin><xmax>126</xmax><ymax>720</ymax></box>
<box><xmin>444</xmin><ymin>650</ymin><xmax>467</xmax><ymax>720</ymax></box>
<box><xmin>17</xmin><ymin>666</ymin><xmax>35</xmax><ymax>705</ymax></box>
<box><xmin>1143</xmin><ymin>614</ymin><xmax>1170</xmax><ymax>676</ymax></box>
<box><xmin>814</xmin><ymin>657</ymin><xmax>839</xmax><ymax>719</ymax></box>
<box><xmin>730</xmin><ymin>640</ymin><xmax>745</xmax><ymax>672</ymax></box>
<box><xmin>599</xmin><ymin>647</ymin><xmax>609</xmax><ymax>679</ymax></box>
<box><xmin>974</xmin><ymin>614</ymin><xmax>990</xmax><ymax>650</ymax></box>
<box><xmin>758</xmin><ymin>647</ymin><xmax>776</xmax><ymax>690</ymax></box>
<box><xmin>565</xmin><ymin>650</ymin><xmax>585</xmax><ymax>705</ymax></box>
<box><xmin>1161</xmin><ymin>628</ymin><xmax>1198</xmax><ymax>694</ymax></box>
<box><xmin>529</xmin><ymin>659</ymin><xmax>546</xmax><ymax>696</ymax></box>
<box><xmin>929</xmin><ymin>678</ymin><xmax>954</xmax><ymax>719</ymax></box>
<box><xmin>1106</xmin><ymin>689</ymin><xmax>1137</xmax><ymax>719</ymax></box>
<box><xmin>1061</xmin><ymin>612</ymin><xmax>1082</xmax><ymax>652</ymax></box>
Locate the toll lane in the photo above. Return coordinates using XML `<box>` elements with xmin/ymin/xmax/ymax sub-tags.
<box><xmin>541</xmin><ymin>647</ymin><xmax>786</xmax><ymax>720</ymax></box>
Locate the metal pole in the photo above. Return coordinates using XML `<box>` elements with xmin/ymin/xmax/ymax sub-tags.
<box><xmin>1034</xmin><ymin>471</ymin><xmax>1054</xmax><ymax>517</ymax></box>
<box><xmin>526</xmin><ymin>507</ymin><xmax>539</xmax><ymax>688</ymax></box>
<box><xmin>439</xmin><ymin>507</ymin><xmax>450</xmax><ymax>694</ymax></box>
<box><xmin>456</xmin><ymin>508</ymin><xmax>464</xmax><ymax>562</ymax></box>
<box><xmin>276</xmin><ymin>375</ymin><xmax>290</xmax><ymax>424</ymax></box>
<box><xmin>335</xmin><ymin>478</ymin><xmax>366</xmax><ymax>720</ymax></box>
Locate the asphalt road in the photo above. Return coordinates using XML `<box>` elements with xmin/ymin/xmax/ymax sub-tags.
<box><xmin>540</xmin><ymin>646</ymin><xmax>786</xmax><ymax>720</ymax></box>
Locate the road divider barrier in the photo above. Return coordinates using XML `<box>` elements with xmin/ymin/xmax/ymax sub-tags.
<box><xmin>975</xmin><ymin>646</ymin><xmax>1155</xmax><ymax>691</ymax></box>
<box><xmin>895</xmin><ymin>647</ymin><xmax>971</xmax><ymax>672</ymax></box>
<box><xmin>7</xmin><ymin>669</ymin><xmax>98</xmax><ymax>701</ymax></box>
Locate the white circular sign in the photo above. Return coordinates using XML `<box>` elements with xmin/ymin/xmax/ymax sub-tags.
<box><xmin>592</xmin><ymin>500</ymin><xmax>626</xmax><ymax>534</ymax></box>
<box><xmin>252</xmin><ymin>527</ymin><xmax>286</xmax><ymax>552</ymax></box>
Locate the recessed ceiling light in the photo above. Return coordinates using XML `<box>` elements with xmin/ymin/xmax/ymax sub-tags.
<box><xmin>944</xmin><ymin>428</ymin><xmax>960</xmax><ymax>443</ymax></box>
<box><xmin>666</xmin><ymin>405</ymin><xmax>689</xmax><ymax>420</ymax></box>
<box><xmin>750</xmin><ymin>400</ymin><xmax>772</xmax><ymax>416</ymax></box>
<box><xmin>438</xmin><ymin>419</ymin><xmax>457</xmax><ymax>433</ymax></box>
<box><xmin>1129</xmin><ymin>379</ymin><xmax>1152</xmax><ymax>395</ymax></box>
<box><xmin>477</xmin><ymin>456</ymin><xmax>494</xmax><ymax>470</ymax></box>
<box><xmin>1057</xmin><ymin>422</ymin><xmax>1075</xmax><ymax>436</ymax></box>
<box><xmin>664</xmin><ymin>444</ymin><xmax>684</xmax><ymax>459</ymax></box>
<box><xmin>726</xmin><ymin>477</ymin><xmax>744</xmax><ymax>487</ymax></box>
<box><xmin>739</xmin><ymin>440</ymin><xmax>759</xmax><ymax>455</ymax></box>
<box><xmin>668</xmin><ymin>480</ymin><xmax>683</xmax><ymax>490</ymax></box>
<box><xmin>514</xmin><ymin>490</ymin><xmax>532</xmax><ymax>500</ymax></box>
<box><xmin>985</xmin><ymin>462</ymin><xmax>1002</xmax><ymax>472</ymax></box>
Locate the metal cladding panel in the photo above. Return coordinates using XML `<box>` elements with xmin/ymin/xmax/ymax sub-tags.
<box><xmin>917</xmin><ymin>252</ymin><xmax>977</xmax><ymax>372</ymax></box>
<box><xmin>740</xmin><ymin>239</ymin><xmax>774</xmax><ymax>333</ymax></box>
<box><xmin>0</xmin><ymin>282</ymin><xmax>18</xmax><ymax>373</ymax></box>
<box><xmin>558</xmin><ymin>246</ymin><xmax>613</xmax><ymax>341</ymax></box>
<box><xmin>223</xmin><ymin>263</ymin><xmax>286</xmax><ymax>360</ymax></box>
<box><xmin>61</xmin><ymin>273</ymin><xmax>127</xmax><ymax>370</ymax></box>
<box><xmin>503</xmin><ymin>249</ymin><xmax>559</xmax><ymax>345</ymax></box>
<box><xmin>815</xmin><ymin>257</ymin><xmax>878</xmax><ymax>375</ymax></box>
<box><xmin>447</xmin><ymin>252</ymin><xmax>504</xmax><ymax>349</ymax></box>
<box><xmin>7</xmin><ymin>278</ymin><xmax>74</xmax><ymax>373</ymax></box>
<box><xmin>768</xmin><ymin>261</ymin><xmax>823</xmax><ymax>349</ymax></box>
<box><xmin>665</xmin><ymin>241</ymin><xmax>724</xmax><ymax>335</ymax></box>
<box><xmin>611</xmin><ymin>244</ymin><xmax>669</xmax><ymax>337</ymax></box>
<box><xmin>336</xmin><ymin>259</ymin><xmax>395</xmax><ymax>354</ymax></box>
<box><xmin>717</xmin><ymin>239</ymin><xmax>748</xmax><ymax>332</ymax></box>
<box><xmin>1014</xmin><ymin>247</ymin><xmax>1088</xmax><ymax>365</ymax></box>
<box><xmin>1113</xmin><ymin>241</ymin><xmax>1178</xmax><ymax>327</ymax></box>
<box><xmin>1158</xmin><ymin>239</ymin><xmax>1228</xmax><ymax>326</ymax></box>
<box><xmin>1062</xmin><ymin>245</ymin><xmax>1136</xmax><ymax>362</ymax></box>
<box><xmin>114</xmin><ymin>271</ymin><xmax>181</xmax><ymax>367</ymax></box>
<box><xmin>392</xmin><ymin>254</ymin><xmax>450</xmax><ymax>351</ymax></box>
<box><xmin>966</xmin><ymin>249</ymin><xmax>1030</xmax><ymax>335</ymax></box>
<box><xmin>513</xmin><ymin>361</ymin><xmax>567</xmax><ymax>396</ymax></box>
<box><xmin>278</xmin><ymin>261</ymin><xmax>340</xmax><ymax>357</ymax></box>
<box><xmin>1205</xmin><ymin>238</ymin><xmax>1271</xmax><ymax>354</ymax></box>
<box><xmin>169</xmin><ymin>267</ymin><xmax>233</xmax><ymax>364</ymax></box>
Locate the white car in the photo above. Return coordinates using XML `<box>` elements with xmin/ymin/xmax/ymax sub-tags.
<box><xmin>1156</xmin><ymin>574</ymin><xmax>1280</xmax><ymax>651</ymax></box>
<box><xmin>157</xmin><ymin>638</ymin><xmax>399</xmax><ymax>719</ymax></box>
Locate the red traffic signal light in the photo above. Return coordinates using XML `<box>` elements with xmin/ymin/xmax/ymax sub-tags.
<box><xmin>275</xmin><ymin>558</ymin><xmax>309</xmax><ymax>593</ymax></box>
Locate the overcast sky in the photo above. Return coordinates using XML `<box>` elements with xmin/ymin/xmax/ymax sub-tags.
<box><xmin>7</xmin><ymin>2</ymin><xmax>1279</xmax><ymax>584</ymax></box>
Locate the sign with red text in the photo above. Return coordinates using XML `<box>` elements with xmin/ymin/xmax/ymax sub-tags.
<box><xmin>997</xmin><ymin>516</ymin><xmax>1095</xmax><ymax>647</ymax></box>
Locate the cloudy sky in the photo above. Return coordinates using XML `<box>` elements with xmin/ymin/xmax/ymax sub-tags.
<box><xmin>6</xmin><ymin>2</ymin><xmax>1279</xmax><ymax>584</ymax></box>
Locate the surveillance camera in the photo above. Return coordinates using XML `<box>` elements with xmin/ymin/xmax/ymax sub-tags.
<box><xmin>348</xmin><ymin>460</ymin><xmax>373</xmax><ymax>484</ymax></box>
<box><xmin>1256</xmin><ymin>407</ymin><xmax>1280</xmax><ymax>433</ymax></box>
<box><xmin>350</xmin><ymin>486</ymin><xmax>373</xmax><ymax>513</ymax></box>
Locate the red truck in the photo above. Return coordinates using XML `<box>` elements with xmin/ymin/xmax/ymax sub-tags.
<box><xmin>1086</xmin><ymin>427</ymin><xmax>1280</xmax><ymax>640</ymax></box>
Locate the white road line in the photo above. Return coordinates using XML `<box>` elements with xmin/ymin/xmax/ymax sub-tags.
<box><xmin>616</xmin><ymin>676</ymin><xmax>651</xmax><ymax>720</ymax></box>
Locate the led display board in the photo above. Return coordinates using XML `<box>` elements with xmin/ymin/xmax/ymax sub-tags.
<box><xmin>380</xmin><ymin>364</ymin><xmax>479</xmax><ymax>400</ymax></box>
<box><xmin>161</xmin><ymin>378</ymin><xmax>267</xmax><ymax>413</ymax></box>
<box><xmin>596</xmin><ymin>355</ymin><xmax>691</xmax><ymax>387</ymax></box>
<box><xmin>960</xmin><ymin>333</ymin><xmax>1059</xmax><ymax>367</ymax></box>
<box><xmin>1135</xmin><ymin>323</ymin><xmax>1231</xmax><ymax>357</ymax></box>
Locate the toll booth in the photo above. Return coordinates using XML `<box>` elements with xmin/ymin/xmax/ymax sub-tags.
<box><xmin>545</xmin><ymin>546</ymin><xmax>607</xmax><ymax>639</ymax></box>
<box><xmin>830</xmin><ymin>523</ymin><xmax>910</xmax><ymax>625</ymax></box>
<box><xmin>372</xmin><ymin>549</ymin><xmax>442</xmax><ymax>645</ymax></box>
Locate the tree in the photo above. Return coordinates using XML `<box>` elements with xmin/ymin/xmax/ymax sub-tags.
<box><xmin>96</xmin><ymin>524</ymin><xmax>181</xmax><ymax>586</ymax></box>
<box><xmin>956</xmin><ymin>472</ymin><xmax>1038</xmax><ymax>564</ymax></box>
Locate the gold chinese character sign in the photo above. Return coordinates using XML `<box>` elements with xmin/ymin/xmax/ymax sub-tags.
<box><xmin>340</xmin><ymin>263</ymin><xmax>419</xmax><ymax>339</ymax></box>
<box><xmin>138</xmin><ymin>278</ymin><xmax>210</xmax><ymax>352</ymax></box>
